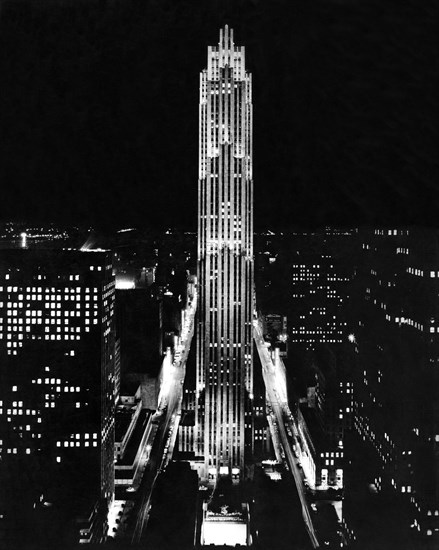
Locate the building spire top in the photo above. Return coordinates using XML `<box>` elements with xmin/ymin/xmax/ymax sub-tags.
<box><xmin>219</xmin><ymin>24</ymin><xmax>234</xmax><ymax>53</ymax></box>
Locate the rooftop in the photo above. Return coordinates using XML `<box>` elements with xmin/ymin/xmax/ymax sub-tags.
<box><xmin>115</xmin><ymin>403</ymin><xmax>138</xmax><ymax>442</ymax></box>
<box><xmin>116</xmin><ymin>409</ymin><xmax>151</xmax><ymax>466</ymax></box>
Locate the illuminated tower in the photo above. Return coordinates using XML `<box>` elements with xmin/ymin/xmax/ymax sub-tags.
<box><xmin>196</xmin><ymin>25</ymin><xmax>254</xmax><ymax>481</ymax></box>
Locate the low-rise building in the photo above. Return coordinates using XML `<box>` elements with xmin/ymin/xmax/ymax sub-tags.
<box><xmin>114</xmin><ymin>383</ymin><xmax>154</xmax><ymax>490</ymax></box>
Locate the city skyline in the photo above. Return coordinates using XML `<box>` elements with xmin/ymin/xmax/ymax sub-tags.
<box><xmin>0</xmin><ymin>1</ymin><xmax>437</xmax><ymax>548</ymax></box>
<box><xmin>0</xmin><ymin>0</ymin><xmax>437</xmax><ymax>230</ymax></box>
<box><xmin>2</xmin><ymin>223</ymin><xmax>439</xmax><ymax>546</ymax></box>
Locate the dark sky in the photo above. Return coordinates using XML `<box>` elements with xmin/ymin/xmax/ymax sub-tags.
<box><xmin>0</xmin><ymin>0</ymin><xmax>437</xmax><ymax>231</ymax></box>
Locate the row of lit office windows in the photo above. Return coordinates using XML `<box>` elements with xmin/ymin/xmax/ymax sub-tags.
<box><xmin>374</xmin><ymin>229</ymin><xmax>409</xmax><ymax>236</ymax></box>
<box><xmin>1</xmin><ymin>286</ymin><xmax>99</xmax><ymax>293</ymax></box>
<box><xmin>2</xmin><ymin>401</ymin><xmax>83</xmax><ymax>413</ymax></box>
<box><xmin>1</xmin><ymin>295</ymin><xmax>98</xmax><ymax>307</ymax></box>
<box><xmin>30</xmin><ymin>376</ymin><xmax>77</xmax><ymax>385</ymax></box>
<box><xmin>1</xmin><ymin>407</ymin><xmax>41</xmax><ymax>418</ymax></box>
<box><xmin>292</xmin><ymin>338</ymin><xmax>344</xmax><ymax>343</ymax></box>
<box><xmin>1</xmin><ymin>302</ymin><xmax>97</xmax><ymax>314</ymax></box>
<box><xmin>320</xmin><ymin>451</ymin><xmax>343</xmax><ymax>458</ymax></box>
<box><xmin>56</xmin><ymin>441</ymin><xmax>98</xmax><ymax>448</ymax></box>
<box><xmin>3</xmin><ymin>307</ymin><xmax>98</xmax><ymax>319</ymax></box>
<box><xmin>291</xmin><ymin>328</ymin><xmax>344</xmax><ymax>335</ymax></box>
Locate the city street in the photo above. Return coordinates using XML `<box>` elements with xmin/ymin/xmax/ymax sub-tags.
<box><xmin>254</xmin><ymin>319</ymin><xmax>320</xmax><ymax>548</ymax></box>
<box><xmin>127</xmin><ymin>290</ymin><xmax>197</xmax><ymax>544</ymax></box>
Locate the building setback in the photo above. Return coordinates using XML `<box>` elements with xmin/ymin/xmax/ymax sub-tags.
<box><xmin>196</xmin><ymin>25</ymin><xmax>254</xmax><ymax>481</ymax></box>
<box><xmin>0</xmin><ymin>249</ymin><xmax>116</xmax><ymax>545</ymax></box>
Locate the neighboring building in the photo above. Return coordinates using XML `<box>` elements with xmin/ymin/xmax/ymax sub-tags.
<box><xmin>115</xmin><ymin>288</ymin><xmax>162</xmax><ymax>376</ymax></box>
<box><xmin>299</xmin><ymin>381</ymin><xmax>345</xmax><ymax>493</ymax></box>
<box><xmin>0</xmin><ymin>249</ymin><xmax>116</xmax><ymax>546</ymax></box>
<box><xmin>161</xmin><ymin>289</ymin><xmax>184</xmax><ymax>351</ymax></box>
<box><xmin>284</xmin><ymin>346</ymin><xmax>346</xmax><ymax>497</ymax></box>
<box><xmin>114</xmin><ymin>383</ymin><xmax>154</xmax><ymax>491</ymax></box>
<box><xmin>353</xmin><ymin>227</ymin><xmax>439</xmax><ymax>542</ymax></box>
<box><xmin>114</xmin><ymin>384</ymin><xmax>143</xmax><ymax>462</ymax></box>
<box><xmin>196</xmin><ymin>25</ymin><xmax>254</xmax><ymax>481</ymax></box>
<box><xmin>255</xmin><ymin>229</ymin><xmax>356</xmax><ymax>353</ymax></box>
<box><xmin>252</xmin><ymin>360</ymin><xmax>271</xmax><ymax>460</ymax></box>
<box><xmin>111</xmin><ymin>229</ymin><xmax>158</xmax><ymax>290</ymax></box>
<box><xmin>289</xmin><ymin>254</ymin><xmax>351</xmax><ymax>350</ymax></box>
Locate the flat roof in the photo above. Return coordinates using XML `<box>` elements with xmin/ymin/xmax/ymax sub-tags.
<box><xmin>115</xmin><ymin>403</ymin><xmax>138</xmax><ymax>442</ymax></box>
<box><xmin>116</xmin><ymin>409</ymin><xmax>151</xmax><ymax>466</ymax></box>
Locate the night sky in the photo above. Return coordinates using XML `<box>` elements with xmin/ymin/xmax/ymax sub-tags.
<box><xmin>0</xmin><ymin>0</ymin><xmax>437</xmax><ymax>231</ymax></box>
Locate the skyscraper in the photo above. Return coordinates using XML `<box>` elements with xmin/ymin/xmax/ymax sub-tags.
<box><xmin>0</xmin><ymin>249</ymin><xmax>116</xmax><ymax>545</ymax></box>
<box><xmin>353</xmin><ymin>227</ymin><xmax>439</xmax><ymax>541</ymax></box>
<box><xmin>196</xmin><ymin>25</ymin><xmax>254</xmax><ymax>481</ymax></box>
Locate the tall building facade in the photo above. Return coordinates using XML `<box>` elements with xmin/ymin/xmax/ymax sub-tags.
<box><xmin>0</xmin><ymin>249</ymin><xmax>116</xmax><ymax>545</ymax></box>
<box><xmin>254</xmin><ymin>229</ymin><xmax>357</xmax><ymax>351</ymax></box>
<box><xmin>289</xmin><ymin>255</ymin><xmax>351</xmax><ymax>349</ymax></box>
<box><xmin>196</xmin><ymin>25</ymin><xmax>254</xmax><ymax>480</ymax></box>
<box><xmin>353</xmin><ymin>227</ymin><xmax>439</xmax><ymax>542</ymax></box>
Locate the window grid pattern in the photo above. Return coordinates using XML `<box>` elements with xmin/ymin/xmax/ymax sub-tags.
<box><xmin>196</xmin><ymin>26</ymin><xmax>254</xmax><ymax>478</ymax></box>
